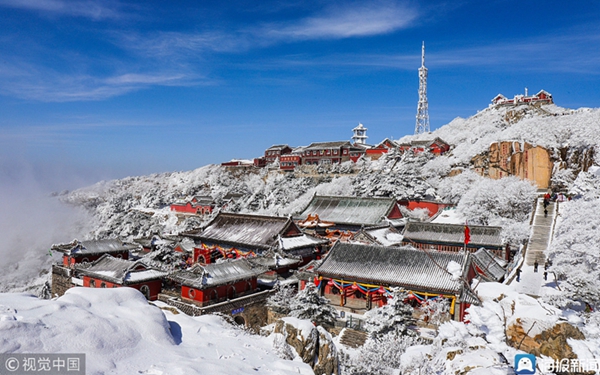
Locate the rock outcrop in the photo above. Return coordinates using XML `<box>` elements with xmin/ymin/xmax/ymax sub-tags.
<box><xmin>507</xmin><ymin>320</ymin><xmax>585</xmax><ymax>360</ymax></box>
<box><xmin>273</xmin><ymin>318</ymin><xmax>339</xmax><ymax>375</ymax></box>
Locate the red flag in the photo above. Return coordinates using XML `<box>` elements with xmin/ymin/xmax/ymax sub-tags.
<box><xmin>464</xmin><ymin>225</ymin><xmax>471</xmax><ymax>245</ymax></box>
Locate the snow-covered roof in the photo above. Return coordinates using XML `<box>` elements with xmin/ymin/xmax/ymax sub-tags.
<box><xmin>52</xmin><ymin>239</ymin><xmax>140</xmax><ymax>256</ymax></box>
<box><xmin>295</xmin><ymin>195</ymin><xmax>399</xmax><ymax>227</ymax></box>
<box><xmin>168</xmin><ymin>258</ymin><xmax>268</xmax><ymax>289</ymax></box>
<box><xmin>315</xmin><ymin>242</ymin><xmax>471</xmax><ymax>297</ymax></box>
<box><xmin>402</xmin><ymin>222</ymin><xmax>503</xmax><ymax>248</ymax></box>
<box><xmin>265</xmin><ymin>144</ymin><xmax>290</xmax><ymax>151</ymax></box>
<box><xmin>356</xmin><ymin>225</ymin><xmax>404</xmax><ymax>247</ymax></box>
<box><xmin>183</xmin><ymin>212</ymin><xmax>299</xmax><ymax>250</ymax></box>
<box><xmin>304</xmin><ymin>141</ymin><xmax>352</xmax><ymax>150</ymax></box>
<box><xmin>279</xmin><ymin>233</ymin><xmax>328</xmax><ymax>250</ymax></box>
<box><xmin>410</xmin><ymin>137</ymin><xmax>448</xmax><ymax>147</ymax></box>
<box><xmin>471</xmin><ymin>248</ymin><xmax>507</xmax><ymax>282</ymax></box>
<box><xmin>75</xmin><ymin>254</ymin><xmax>168</xmax><ymax>285</ymax></box>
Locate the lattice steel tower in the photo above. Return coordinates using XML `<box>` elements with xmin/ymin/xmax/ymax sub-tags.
<box><xmin>415</xmin><ymin>41</ymin><xmax>430</xmax><ymax>134</ymax></box>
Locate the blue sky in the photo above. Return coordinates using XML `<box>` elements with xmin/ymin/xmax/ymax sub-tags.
<box><xmin>1</xmin><ymin>0</ymin><xmax>600</xmax><ymax>190</ymax></box>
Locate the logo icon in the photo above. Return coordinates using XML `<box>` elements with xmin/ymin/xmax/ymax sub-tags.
<box><xmin>515</xmin><ymin>354</ymin><xmax>536</xmax><ymax>374</ymax></box>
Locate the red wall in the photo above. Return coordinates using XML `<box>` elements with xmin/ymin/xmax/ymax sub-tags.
<box><xmin>171</xmin><ymin>203</ymin><xmax>197</xmax><ymax>213</ymax></box>
<box><xmin>401</xmin><ymin>201</ymin><xmax>448</xmax><ymax>217</ymax></box>
<box><xmin>82</xmin><ymin>276</ymin><xmax>162</xmax><ymax>300</ymax></box>
<box><xmin>182</xmin><ymin>278</ymin><xmax>257</xmax><ymax>306</ymax></box>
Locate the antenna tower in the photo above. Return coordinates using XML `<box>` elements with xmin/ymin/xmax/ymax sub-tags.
<box><xmin>415</xmin><ymin>41</ymin><xmax>430</xmax><ymax>134</ymax></box>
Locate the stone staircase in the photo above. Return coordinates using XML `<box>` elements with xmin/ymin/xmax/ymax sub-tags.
<box><xmin>339</xmin><ymin>328</ymin><xmax>368</xmax><ymax>348</ymax></box>
<box><xmin>525</xmin><ymin>198</ymin><xmax>556</xmax><ymax>266</ymax></box>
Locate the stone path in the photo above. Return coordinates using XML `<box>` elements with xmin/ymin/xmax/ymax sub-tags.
<box><xmin>512</xmin><ymin>198</ymin><xmax>557</xmax><ymax>297</ymax></box>
<box><xmin>525</xmin><ymin>198</ymin><xmax>556</xmax><ymax>266</ymax></box>
<box><xmin>339</xmin><ymin>328</ymin><xmax>368</xmax><ymax>348</ymax></box>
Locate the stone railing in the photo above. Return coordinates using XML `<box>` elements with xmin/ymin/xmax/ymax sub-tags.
<box><xmin>158</xmin><ymin>289</ymin><xmax>274</xmax><ymax>317</ymax></box>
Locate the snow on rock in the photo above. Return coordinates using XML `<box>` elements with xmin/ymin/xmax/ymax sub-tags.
<box><xmin>0</xmin><ymin>288</ymin><xmax>313</xmax><ymax>375</ymax></box>
<box><xmin>281</xmin><ymin>317</ymin><xmax>316</xmax><ymax>341</ymax></box>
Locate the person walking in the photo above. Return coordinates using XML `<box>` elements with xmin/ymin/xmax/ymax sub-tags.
<box><xmin>534</xmin><ymin>260</ymin><xmax>539</xmax><ymax>273</ymax></box>
<box><xmin>516</xmin><ymin>268</ymin><xmax>522</xmax><ymax>282</ymax></box>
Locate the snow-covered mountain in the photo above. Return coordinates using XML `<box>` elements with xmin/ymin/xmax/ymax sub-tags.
<box><xmin>53</xmin><ymin>103</ymin><xmax>598</xmax><ymax>242</ymax></box>
<box><xmin>1</xmin><ymin>101</ymin><xmax>599</xmax><ymax>375</ymax></box>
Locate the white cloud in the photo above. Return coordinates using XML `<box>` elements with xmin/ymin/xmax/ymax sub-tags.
<box><xmin>121</xmin><ymin>2</ymin><xmax>419</xmax><ymax>59</ymax></box>
<box><xmin>261</xmin><ymin>2</ymin><xmax>418</xmax><ymax>40</ymax></box>
<box><xmin>0</xmin><ymin>0</ymin><xmax>123</xmax><ymax>19</ymax></box>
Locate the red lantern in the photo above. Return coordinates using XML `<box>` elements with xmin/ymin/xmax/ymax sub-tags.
<box><xmin>327</xmin><ymin>280</ymin><xmax>334</xmax><ymax>286</ymax></box>
<box><xmin>351</xmin><ymin>283</ymin><xmax>358</xmax><ymax>290</ymax></box>
<box><xmin>378</xmin><ymin>286</ymin><xmax>386</xmax><ymax>294</ymax></box>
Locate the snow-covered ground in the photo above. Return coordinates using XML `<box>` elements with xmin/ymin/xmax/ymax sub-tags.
<box><xmin>0</xmin><ymin>288</ymin><xmax>313</xmax><ymax>375</ymax></box>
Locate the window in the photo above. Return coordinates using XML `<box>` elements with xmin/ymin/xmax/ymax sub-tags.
<box><xmin>140</xmin><ymin>285</ymin><xmax>151</xmax><ymax>300</ymax></box>
<box><xmin>312</xmin><ymin>150</ymin><xmax>317</xmax><ymax>156</ymax></box>
<box><xmin>100</xmin><ymin>282</ymin><xmax>107</xmax><ymax>288</ymax></box>
<box><xmin>333</xmin><ymin>150</ymin><xmax>338</xmax><ymax>155</ymax></box>
<box><xmin>343</xmin><ymin>150</ymin><xmax>348</xmax><ymax>155</ymax></box>
<box><xmin>89</xmin><ymin>279</ymin><xmax>96</xmax><ymax>288</ymax></box>
<box><xmin>227</xmin><ymin>286</ymin><xmax>236</xmax><ymax>299</ymax></box>
<box><xmin>188</xmin><ymin>288</ymin><xmax>196</xmax><ymax>299</ymax></box>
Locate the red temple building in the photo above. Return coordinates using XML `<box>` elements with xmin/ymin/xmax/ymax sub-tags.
<box><xmin>74</xmin><ymin>254</ymin><xmax>168</xmax><ymax>300</ymax></box>
<box><xmin>264</xmin><ymin>144</ymin><xmax>293</xmax><ymax>164</ymax></box>
<box><xmin>182</xmin><ymin>212</ymin><xmax>326</xmax><ymax>265</ymax></box>
<box><xmin>312</xmin><ymin>242</ymin><xmax>480</xmax><ymax>321</ymax></box>
<box><xmin>52</xmin><ymin>239</ymin><xmax>139</xmax><ymax>267</ymax></box>
<box><xmin>164</xmin><ymin>258</ymin><xmax>268</xmax><ymax>307</ymax></box>
<box><xmin>170</xmin><ymin>196</ymin><xmax>215</xmax><ymax>215</ymax></box>
<box><xmin>295</xmin><ymin>195</ymin><xmax>405</xmax><ymax>231</ymax></box>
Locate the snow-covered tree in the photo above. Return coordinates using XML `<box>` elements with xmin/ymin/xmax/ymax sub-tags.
<box><xmin>363</xmin><ymin>288</ymin><xmax>416</xmax><ymax>339</ymax></box>
<box><xmin>266</xmin><ymin>283</ymin><xmax>297</xmax><ymax>315</ymax></box>
<box><xmin>288</xmin><ymin>283</ymin><xmax>337</xmax><ymax>326</ymax></box>
<box><xmin>421</xmin><ymin>297</ymin><xmax>450</xmax><ymax>327</ymax></box>
<box><xmin>455</xmin><ymin>176</ymin><xmax>536</xmax><ymax>226</ymax></box>
<box><xmin>546</xmin><ymin>198</ymin><xmax>600</xmax><ymax>310</ymax></box>
<box><xmin>341</xmin><ymin>334</ymin><xmax>419</xmax><ymax>375</ymax></box>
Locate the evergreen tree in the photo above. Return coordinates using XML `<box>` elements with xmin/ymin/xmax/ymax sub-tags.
<box><xmin>363</xmin><ymin>287</ymin><xmax>416</xmax><ymax>339</ymax></box>
<box><xmin>266</xmin><ymin>283</ymin><xmax>296</xmax><ymax>315</ymax></box>
<box><xmin>288</xmin><ymin>282</ymin><xmax>337</xmax><ymax>326</ymax></box>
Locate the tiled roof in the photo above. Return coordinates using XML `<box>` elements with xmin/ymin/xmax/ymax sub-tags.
<box><xmin>183</xmin><ymin>213</ymin><xmax>297</xmax><ymax>250</ymax></box>
<box><xmin>168</xmin><ymin>259</ymin><xmax>268</xmax><ymax>289</ymax></box>
<box><xmin>75</xmin><ymin>254</ymin><xmax>167</xmax><ymax>284</ymax></box>
<box><xmin>52</xmin><ymin>239</ymin><xmax>140</xmax><ymax>255</ymax></box>
<box><xmin>472</xmin><ymin>248</ymin><xmax>507</xmax><ymax>282</ymax></box>
<box><xmin>402</xmin><ymin>222</ymin><xmax>503</xmax><ymax>248</ymax></box>
<box><xmin>315</xmin><ymin>242</ymin><xmax>469</xmax><ymax>296</ymax></box>
<box><xmin>305</xmin><ymin>141</ymin><xmax>352</xmax><ymax>150</ymax></box>
<box><xmin>295</xmin><ymin>195</ymin><xmax>398</xmax><ymax>226</ymax></box>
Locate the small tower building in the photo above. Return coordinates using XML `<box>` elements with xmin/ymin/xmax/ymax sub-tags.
<box><xmin>352</xmin><ymin>123</ymin><xmax>368</xmax><ymax>145</ymax></box>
